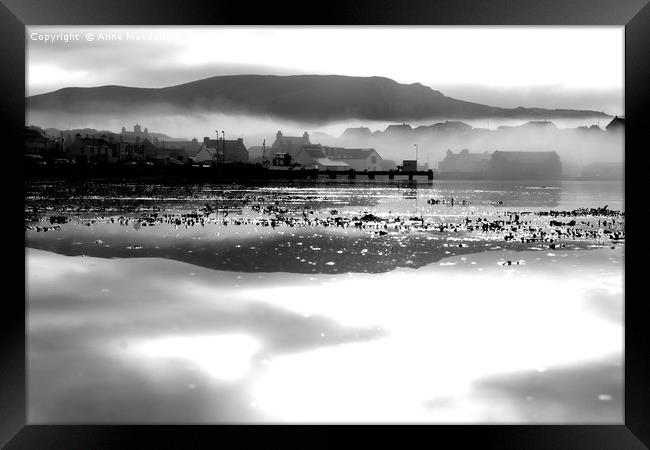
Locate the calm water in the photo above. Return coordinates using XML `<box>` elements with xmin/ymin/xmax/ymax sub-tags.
<box><xmin>26</xmin><ymin>179</ymin><xmax>625</xmax><ymax>213</ymax></box>
<box><xmin>26</xmin><ymin>180</ymin><xmax>624</xmax><ymax>423</ymax></box>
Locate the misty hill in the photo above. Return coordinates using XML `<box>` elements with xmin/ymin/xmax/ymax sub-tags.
<box><xmin>27</xmin><ymin>74</ymin><xmax>610</xmax><ymax>124</ymax></box>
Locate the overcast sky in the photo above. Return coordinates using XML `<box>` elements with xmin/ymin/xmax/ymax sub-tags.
<box><xmin>26</xmin><ymin>26</ymin><xmax>624</xmax><ymax>115</ymax></box>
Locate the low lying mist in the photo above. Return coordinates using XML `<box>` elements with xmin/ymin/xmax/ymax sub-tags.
<box><xmin>27</xmin><ymin>108</ymin><xmax>624</xmax><ymax>175</ymax></box>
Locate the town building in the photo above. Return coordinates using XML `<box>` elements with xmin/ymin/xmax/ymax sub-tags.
<box><xmin>385</xmin><ymin>123</ymin><xmax>413</xmax><ymax>136</ymax></box>
<box><xmin>576</xmin><ymin>125</ymin><xmax>604</xmax><ymax>133</ymax></box>
<box><xmin>143</xmin><ymin>138</ymin><xmax>198</xmax><ymax>164</ymax></box>
<box><xmin>117</xmin><ymin>139</ymin><xmax>147</xmax><ymax>162</ymax></box>
<box><xmin>66</xmin><ymin>134</ymin><xmax>117</xmax><ymax>163</ymax></box>
<box><xmin>120</xmin><ymin>123</ymin><xmax>152</xmax><ymax>142</ymax></box>
<box><xmin>438</xmin><ymin>149</ymin><xmax>491</xmax><ymax>177</ymax></box>
<box><xmin>293</xmin><ymin>145</ymin><xmax>350</xmax><ymax>171</ymax></box>
<box><xmin>271</xmin><ymin>131</ymin><xmax>311</xmax><ymax>157</ymax></box>
<box><xmin>191</xmin><ymin>137</ymin><xmax>249</xmax><ymax>164</ymax></box>
<box><xmin>160</xmin><ymin>138</ymin><xmax>201</xmax><ymax>156</ymax></box>
<box><xmin>247</xmin><ymin>146</ymin><xmax>266</xmax><ymax>162</ymax></box>
<box><xmin>270</xmin><ymin>130</ymin><xmax>388</xmax><ymax>171</ymax></box>
<box><xmin>488</xmin><ymin>151</ymin><xmax>561</xmax><ymax>180</ymax></box>
<box><xmin>605</xmin><ymin>116</ymin><xmax>625</xmax><ymax>132</ymax></box>
<box><xmin>148</xmin><ymin>146</ymin><xmax>190</xmax><ymax>165</ymax></box>
<box><xmin>377</xmin><ymin>123</ymin><xmax>413</xmax><ymax>139</ymax></box>
<box><xmin>25</xmin><ymin>127</ymin><xmax>58</xmax><ymax>155</ymax></box>
<box><xmin>340</xmin><ymin>127</ymin><xmax>372</xmax><ymax>141</ymax></box>
<box><xmin>322</xmin><ymin>147</ymin><xmax>384</xmax><ymax>171</ymax></box>
<box><xmin>271</xmin><ymin>153</ymin><xmax>293</xmax><ymax>168</ymax></box>
<box><xmin>516</xmin><ymin>120</ymin><xmax>558</xmax><ymax>131</ymax></box>
<box><xmin>427</xmin><ymin>121</ymin><xmax>472</xmax><ymax>133</ymax></box>
<box><xmin>66</xmin><ymin>133</ymin><xmax>146</xmax><ymax>163</ymax></box>
<box><xmin>402</xmin><ymin>160</ymin><xmax>417</xmax><ymax>171</ymax></box>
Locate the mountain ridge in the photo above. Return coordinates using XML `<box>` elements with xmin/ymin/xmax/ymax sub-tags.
<box><xmin>27</xmin><ymin>74</ymin><xmax>611</xmax><ymax>124</ymax></box>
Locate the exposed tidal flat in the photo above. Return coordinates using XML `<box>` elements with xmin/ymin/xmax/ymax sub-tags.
<box><xmin>25</xmin><ymin>180</ymin><xmax>624</xmax><ymax>422</ymax></box>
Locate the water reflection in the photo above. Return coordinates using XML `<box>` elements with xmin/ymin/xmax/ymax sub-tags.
<box><xmin>466</xmin><ymin>356</ymin><xmax>622</xmax><ymax>423</ymax></box>
<box><xmin>26</xmin><ymin>180</ymin><xmax>624</xmax><ymax>423</ymax></box>
<box><xmin>130</xmin><ymin>334</ymin><xmax>262</xmax><ymax>382</ymax></box>
<box><xmin>27</xmin><ymin>245</ymin><xmax>623</xmax><ymax>423</ymax></box>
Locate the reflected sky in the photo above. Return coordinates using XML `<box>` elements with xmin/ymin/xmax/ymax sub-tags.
<box><xmin>27</xmin><ymin>244</ymin><xmax>623</xmax><ymax>423</ymax></box>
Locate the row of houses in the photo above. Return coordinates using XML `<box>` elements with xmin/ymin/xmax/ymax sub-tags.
<box><xmin>438</xmin><ymin>149</ymin><xmax>562</xmax><ymax>179</ymax></box>
<box><xmin>26</xmin><ymin>125</ymin><xmax>387</xmax><ymax>171</ymax></box>
<box><xmin>343</xmin><ymin>116</ymin><xmax>625</xmax><ymax>138</ymax></box>
<box><xmin>25</xmin><ymin>124</ymin><xmax>249</xmax><ymax>166</ymax></box>
<box><xmin>65</xmin><ymin>134</ymin><xmax>149</xmax><ymax>163</ymax></box>
<box><xmin>266</xmin><ymin>131</ymin><xmax>386</xmax><ymax>171</ymax></box>
<box><xmin>30</xmin><ymin>124</ymin><xmax>572</xmax><ymax>179</ymax></box>
<box><xmin>25</xmin><ymin>127</ymin><xmax>62</xmax><ymax>155</ymax></box>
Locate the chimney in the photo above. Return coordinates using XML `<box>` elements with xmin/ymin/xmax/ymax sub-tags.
<box><xmin>204</xmin><ymin>137</ymin><xmax>209</xmax><ymax>143</ymax></box>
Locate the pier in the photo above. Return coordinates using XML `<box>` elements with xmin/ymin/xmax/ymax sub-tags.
<box><xmin>327</xmin><ymin>169</ymin><xmax>434</xmax><ymax>181</ymax></box>
<box><xmin>25</xmin><ymin>163</ymin><xmax>436</xmax><ymax>183</ymax></box>
<box><xmin>279</xmin><ymin>168</ymin><xmax>435</xmax><ymax>181</ymax></box>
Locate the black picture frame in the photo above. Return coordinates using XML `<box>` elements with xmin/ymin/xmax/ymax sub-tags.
<box><xmin>3</xmin><ymin>0</ymin><xmax>648</xmax><ymax>448</ymax></box>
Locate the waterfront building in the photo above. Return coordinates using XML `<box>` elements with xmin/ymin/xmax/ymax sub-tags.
<box><xmin>270</xmin><ymin>131</ymin><xmax>311</xmax><ymax>157</ymax></box>
<box><xmin>438</xmin><ymin>149</ymin><xmax>491</xmax><ymax>177</ymax></box>
<box><xmin>321</xmin><ymin>147</ymin><xmax>384</xmax><ymax>171</ymax></box>
<box><xmin>605</xmin><ymin>116</ymin><xmax>625</xmax><ymax>132</ymax></box>
<box><xmin>192</xmin><ymin>137</ymin><xmax>249</xmax><ymax>164</ymax></box>
<box><xmin>294</xmin><ymin>146</ymin><xmax>350</xmax><ymax>171</ymax></box>
<box><xmin>488</xmin><ymin>150</ymin><xmax>561</xmax><ymax>180</ymax></box>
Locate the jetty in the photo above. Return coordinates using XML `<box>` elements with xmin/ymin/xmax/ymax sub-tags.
<box><xmin>25</xmin><ymin>163</ymin><xmax>436</xmax><ymax>182</ymax></box>
<box><xmin>269</xmin><ymin>168</ymin><xmax>435</xmax><ymax>181</ymax></box>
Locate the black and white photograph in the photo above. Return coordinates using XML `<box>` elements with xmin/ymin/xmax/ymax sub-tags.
<box><xmin>24</xmin><ymin>25</ymin><xmax>626</xmax><ymax>424</ymax></box>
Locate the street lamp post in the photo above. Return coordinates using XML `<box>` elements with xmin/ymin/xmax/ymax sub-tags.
<box><xmin>414</xmin><ymin>144</ymin><xmax>418</xmax><ymax>169</ymax></box>
<box><xmin>221</xmin><ymin>130</ymin><xmax>225</xmax><ymax>163</ymax></box>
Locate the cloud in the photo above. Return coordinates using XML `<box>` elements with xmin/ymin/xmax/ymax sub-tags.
<box><xmin>26</xmin><ymin>26</ymin><xmax>623</xmax><ymax>116</ymax></box>
<box><xmin>436</xmin><ymin>84</ymin><xmax>623</xmax><ymax>117</ymax></box>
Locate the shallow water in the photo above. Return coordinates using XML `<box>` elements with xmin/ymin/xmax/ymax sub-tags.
<box><xmin>25</xmin><ymin>180</ymin><xmax>624</xmax><ymax>423</ymax></box>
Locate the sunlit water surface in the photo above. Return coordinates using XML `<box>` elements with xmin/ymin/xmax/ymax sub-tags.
<box><xmin>26</xmin><ymin>180</ymin><xmax>624</xmax><ymax>423</ymax></box>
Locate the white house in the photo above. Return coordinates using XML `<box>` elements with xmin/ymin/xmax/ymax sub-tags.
<box><xmin>294</xmin><ymin>146</ymin><xmax>350</xmax><ymax>171</ymax></box>
<box><xmin>322</xmin><ymin>147</ymin><xmax>384</xmax><ymax>171</ymax></box>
